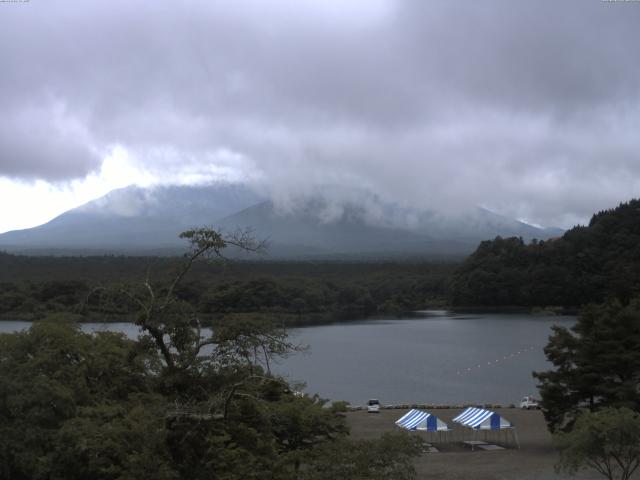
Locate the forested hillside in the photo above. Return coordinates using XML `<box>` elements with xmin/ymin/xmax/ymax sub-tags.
<box><xmin>451</xmin><ymin>199</ymin><xmax>640</xmax><ymax>307</ymax></box>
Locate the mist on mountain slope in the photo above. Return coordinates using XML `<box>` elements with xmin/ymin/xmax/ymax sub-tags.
<box><xmin>0</xmin><ymin>182</ymin><xmax>562</xmax><ymax>257</ymax></box>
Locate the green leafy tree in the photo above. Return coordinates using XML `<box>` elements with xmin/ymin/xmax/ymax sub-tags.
<box><xmin>300</xmin><ymin>432</ymin><xmax>423</xmax><ymax>480</ymax></box>
<box><xmin>270</xmin><ymin>397</ymin><xmax>349</xmax><ymax>472</ymax></box>
<box><xmin>0</xmin><ymin>319</ymin><xmax>168</xmax><ymax>480</ymax></box>
<box><xmin>49</xmin><ymin>400</ymin><xmax>177</xmax><ymax>480</ymax></box>
<box><xmin>555</xmin><ymin>407</ymin><xmax>640</xmax><ymax>480</ymax></box>
<box><xmin>534</xmin><ymin>299</ymin><xmax>640</xmax><ymax>432</ymax></box>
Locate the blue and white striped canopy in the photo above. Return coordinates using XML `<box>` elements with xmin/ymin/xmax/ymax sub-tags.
<box><xmin>395</xmin><ymin>409</ymin><xmax>449</xmax><ymax>432</ymax></box>
<box><xmin>452</xmin><ymin>407</ymin><xmax>512</xmax><ymax>430</ymax></box>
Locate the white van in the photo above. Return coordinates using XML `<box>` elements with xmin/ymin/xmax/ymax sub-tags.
<box><xmin>367</xmin><ymin>399</ymin><xmax>380</xmax><ymax>413</ymax></box>
<box><xmin>520</xmin><ymin>395</ymin><xmax>540</xmax><ymax>409</ymax></box>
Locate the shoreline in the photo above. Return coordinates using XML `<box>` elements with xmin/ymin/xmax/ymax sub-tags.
<box><xmin>347</xmin><ymin>402</ymin><xmax>519</xmax><ymax>411</ymax></box>
<box><xmin>0</xmin><ymin>306</ymin><xmax>578</xmax><ymax>325</ymax></box>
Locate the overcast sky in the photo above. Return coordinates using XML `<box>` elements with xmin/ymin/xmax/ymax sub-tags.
<box><xmin>1</xmin><ymin>0</ymin><xmax>639</xmax><ymax>233</ymax></box>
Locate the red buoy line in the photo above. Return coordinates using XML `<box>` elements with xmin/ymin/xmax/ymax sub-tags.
<box><xmin>455</xmin><ymin>346</ymin><xmax>537</xmax><ymax>375</ymax></box>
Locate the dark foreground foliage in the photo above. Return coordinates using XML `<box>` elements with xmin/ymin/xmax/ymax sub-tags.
<box><xmin>0</xmin><ymin>229</ymin><xmax>422</xmax><ymax>479</ymax></box>
<box><xmin>0</xmin><ymin>321</ymin><xmax>421</xmax><ymax>480</ymax></box>
<box><xmin>535</xmin><ymin>299</ymin><xmax>640</xmax><ymax>432</ymax></box>
<box><xmin>555</xmin><ymin>407</ymin><xmax>640</xmax><ymax>480</ymax></box>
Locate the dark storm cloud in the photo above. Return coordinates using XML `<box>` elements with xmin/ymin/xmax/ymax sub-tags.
<box><xmin>0</xmin><ymin>99</ymin><xmax>99</xmax><ymax>180</ymax></box>
<box><xmin>1</xmin><ymin>0</ymin><xmax>639</xmax><ymax>227</ymax></box>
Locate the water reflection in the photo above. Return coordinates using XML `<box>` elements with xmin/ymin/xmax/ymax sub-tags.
<box><xmin>0</xmin><ymin>312</ymin><xmax>573</xmax><ymax>405</ymax></box>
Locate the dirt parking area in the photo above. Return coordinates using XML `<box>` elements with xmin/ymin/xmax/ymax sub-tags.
<box><xmin>346</xmin><ymin>408</ymin><xmax>607</xmax><ymax>480</ymax></box>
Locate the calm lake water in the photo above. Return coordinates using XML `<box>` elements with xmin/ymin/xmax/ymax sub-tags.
<box><xmin>0</xmin><ymin>311</ymin><xmax>573</xmax><ymax>406</ymax></box>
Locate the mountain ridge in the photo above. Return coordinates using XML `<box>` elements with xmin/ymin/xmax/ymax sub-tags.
<box><xmin>0</xmin><ymin>183</ymin><xmax>563</xmax><ymax>258</ymax></box>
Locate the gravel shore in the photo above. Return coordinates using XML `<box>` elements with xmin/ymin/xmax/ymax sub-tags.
<box><xmin>346</xmin><ymin>408</ymin><xmax>605</xmax><ymax>480</ymax></box>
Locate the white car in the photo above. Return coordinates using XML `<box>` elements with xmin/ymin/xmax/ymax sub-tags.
<box><xmin>367</xmin><ymin>399</ymin><xmax>380</xmax><ymax>413</ymax></box>
<box><xmin>520</xmin><ymin>395</ymin><xmax>540</xmax><ymax>409</ymax></box>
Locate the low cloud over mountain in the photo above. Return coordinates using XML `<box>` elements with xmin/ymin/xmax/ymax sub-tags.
<box><xmin>0</xmin><ymin>183</ymin><xmax>562</xmax><ymax>258</ymax></box>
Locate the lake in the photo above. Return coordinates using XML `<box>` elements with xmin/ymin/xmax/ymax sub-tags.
<box><xmin>0</xmin><ymin>311</ymin><xmax>573</xmax><ymax>406</ymax></box>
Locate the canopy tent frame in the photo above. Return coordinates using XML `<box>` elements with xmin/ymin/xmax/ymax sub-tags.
<box><xmin>452</xmin><ymin>407</ymin><xmax>520</xmax><ymax>449</ymax></box>
<box><xmin>395</xmin><ymin>409</ymin><xmax>452</xmax><ymax>444</ymax></box>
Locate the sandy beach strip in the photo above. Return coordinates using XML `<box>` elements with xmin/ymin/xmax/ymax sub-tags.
<box><xmin>346</xmin><ymin>408</ymin><xmax>605</xmax><ymax>480</ymax></box>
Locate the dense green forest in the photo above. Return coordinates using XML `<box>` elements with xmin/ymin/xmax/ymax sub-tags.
<box><xmin>0</xmin><ymin>252</ymin><xmax>455</xmax><ymax>324</ymax></box>
<box><xmin>451</xmin><ymin>199</ymin><xmax>640</xmax><ymax>308</ymax></box>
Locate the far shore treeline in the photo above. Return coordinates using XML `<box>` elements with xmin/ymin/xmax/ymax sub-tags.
<box><xmin>3</xmin><ymin>199</ymin><xmax>640</xmax><ymax>323</ymax></box>
<box><xmin>0</xmin><ymin>255</ymin><xmax>454</xmax><ymax>324</ymax></box>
